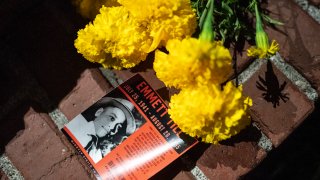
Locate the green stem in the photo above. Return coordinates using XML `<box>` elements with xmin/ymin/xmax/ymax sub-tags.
<box><xmin>199</xmin><ymin>0</ymin><xmax>215</xmax><ymax>41</ymax></box>
<box><xmin>199</xmin><ymin>0</ymin><xmax>211</xmax><ymax>30</ymax></box>
<box><xmin>254</xmin><ymin>1</ymin><xmax>264</xmax><ymax>33</ymax></box>
<box><xmin>254</xmin><ymin>0</ymin><xmax>269</xmax><ymax>50</ymax></box>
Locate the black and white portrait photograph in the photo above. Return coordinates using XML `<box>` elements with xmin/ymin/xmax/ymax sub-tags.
<box><xmin>66</xmin><ymin>96</ymin><xmax>146</xmax><ymax>163</ymax></box>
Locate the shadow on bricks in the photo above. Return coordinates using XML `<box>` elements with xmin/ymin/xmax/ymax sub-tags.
<box><xmin>256</xmin><ymin>60</ymin><xmax>289</xmax><ymax>108</ymax></box>
<box><xmin>0</xmin><ymin>101</ymin><xmax>44</xmax><ymax>154</ymax></box>
<box><xmin>0</xmin><ymin>0</ymin><xmax>99</xmax><ymax>153</ymax></box>
<box><xmin>153</xmin><ymin>124</ymin><xmax>263</xmax><ymax>180</ymax></box>
<box><xmin>198</xmin><ymin>125</ymin><xmax>262</xmax><ymax>171</ymax></box>
<box><xmin>152</xmin><ymin>142</ymin><xmax>210</xmax><ymax>180</ymax></box>
<box><xmin>242</xmin><ymin>100</ymin><xmax>320</xmax><ymax>180</ymax></box>
<box><xmin>266</xmin><ymin>0</ymin><xmax>320</xmax><ymax>94</ymax></box>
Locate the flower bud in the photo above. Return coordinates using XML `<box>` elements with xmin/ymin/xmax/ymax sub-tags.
<box><xmin>255</xmin><ymin>29</ymin><xmax>269</xmax><ymax>51</ymax></box>
<box><xmin>254</xmin><ymin>2</ymin><xmax>269</xmax><ymax>51</ymax></box>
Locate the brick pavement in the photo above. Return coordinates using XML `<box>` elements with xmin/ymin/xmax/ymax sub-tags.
<box><xmin>0</xmin><ymin>0</ymin><xmax>319</xmax><ymax>179</ymax></box>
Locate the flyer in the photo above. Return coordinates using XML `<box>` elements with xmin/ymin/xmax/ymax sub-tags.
<box><xmin>62</xmin><ymin>74</ymin><xmax>198</xmax><ymax>180</ymax></box>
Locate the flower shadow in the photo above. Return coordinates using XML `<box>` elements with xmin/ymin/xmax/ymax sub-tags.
<box><xmin>256</xmin><ymin>60</ymin><xmax>289</xmax><ymax>108</ymax></box>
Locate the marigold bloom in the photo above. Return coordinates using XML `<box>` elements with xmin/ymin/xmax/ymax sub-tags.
<box><xmin>72</xmin><ymin>0</ymin><xmax>120</xmax><ymax>19</ymax></box>
<box><xmin>74</xmin><ymin>6</ymin><xmax>152</xmax><ymax>69</ymax></box>
<box><xmin>154</xmin><ymin>38</ymin><xmax>232</xmax><ymax>89</ymax></box>
<box><xmin>169</xmin><ymin>82</ymin><xmax>252</xmax><ymax>144</ymax></box>
<box><xmin>118</xmin><ymin>0</ymin><xmax>197</xmax><ymax>52</ymax></box>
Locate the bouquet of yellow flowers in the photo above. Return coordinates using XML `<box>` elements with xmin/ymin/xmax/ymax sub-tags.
<box><xmin>73</xmin><ymin>0</ymin><xmax>281</xmax><ymax>143</ymax></box>
<box><xmin>74</xmin><ymin>0</ymin><xmax>196</xmax><ymax>69</ymax></box>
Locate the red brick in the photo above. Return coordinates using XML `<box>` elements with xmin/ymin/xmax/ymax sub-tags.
<box><xmin>59</xmin><ymin>69</ymin><xmax>113</xmax><ymax>120</ymax></box>
<box><xmin>195</xmin><ymin>125</ymin><xmax>266</xmax><ymax>179</ymax></box>
<box><xmin>151</xmin><ymin>158</ymin><xmax>188</xmax><ymax>180</ymax></box>
<box><xmin>5</xmin><ymin>106</ymin><xmax>77</xmax><ymax>179</ymax></box>
<box><xmin>243</xmin><ymin>60</ymin><xmax>314</xmax><ymax>147</ymax></box>
<box><xmin>173</xmin><ymin>171</ymin><xmax>195</xmax><ymax>180</ymax></box>
<box><xmin>228</xmin><ymin>40</ymin><xmax>255</xmax><ymax>80</ymax></box>
<box><xmin>0</xmin><ymin>101</ymin><xmax>28</xmax><ymax>153</ymax></box>
<box><xmin>266</xmin><ymin>0</ymin><xmax>320</xmax><ymax>93</ymax></box>
<box><xmin>39</xmin><ymin>156</ymin><xmax>92</xmax><ymax>180</ymax></box>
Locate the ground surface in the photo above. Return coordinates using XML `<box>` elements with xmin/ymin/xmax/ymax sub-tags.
<box><xmin>0</xmin><ymin>0</ymin><xmax>320</xmax><ymax>179</ymax></box>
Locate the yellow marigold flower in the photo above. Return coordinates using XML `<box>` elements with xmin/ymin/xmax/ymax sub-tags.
<box><xmin>74</xmin><ymin>23</ymin><xmax>107</xmax><ymax>64</ymax></box>
<box><xmin>72</xmin><ymin>0</ymin><xmax>120</xmax><ymax>19</ymax></box>
<box><xmin>74</xmin><ymin>6</ymin><xmax>152</xmax><ymax>69</ymax></box>
<box><xmin>118</xmin><ymin>0</ymin><xmax>197</xmax><ymax>52</ymax></box>
<box><xmin>154</xmin><ymin>38</ymin><xmax>232</xmax><ymax>89</ymax></box>
<box><xmin>169</xmin><ymin>82</ymin><xmax>252</xmax><ymax>144</ymax></box>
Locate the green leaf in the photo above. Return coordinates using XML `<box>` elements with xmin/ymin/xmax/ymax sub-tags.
<box><xmin>220</xmin><ymin>29</ymin><xmax>226</xmax><ymax>42</ymax></box>
<box><xmin>261</xmin><ymin>14</ymin><xmax>284</xmax><ymax>26</ymax></box>
<box><xmin>221</xmin><ymin>1</ymin><xmax>233</xmax><ymax>15</ymax></box>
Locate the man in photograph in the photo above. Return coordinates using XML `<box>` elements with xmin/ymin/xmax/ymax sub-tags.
<box><xmin>66</xmin><ymin>97</ymin><xmax>136</xmax><ymax>163</ymax></box>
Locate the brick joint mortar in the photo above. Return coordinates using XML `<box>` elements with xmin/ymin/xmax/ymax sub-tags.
<box><xmin>236</xmin><ymin>58</ymin><xmax>265</xmax><ymax>85</ymax></box>
<box><xmin>252</xmin><ymin>123</ymin><xmax>273</xmax><ymax>152</ymax></box>
<box><xmin>48</xmin><ymin>109</ymin><xmax>69</xmax><ymax>130</ymax></box>
<box><xmin>294</xmin><ymin>0</ymin><xmax>320</xmax><ymax>23</ymax></box>
<box><xmin>0</xmin><ymin>154</ymin><xmax>24</xmax><ymax>180</ymax></box>
<box><xmin>190</xmin><ymin>166</ymin><xmax>209</xmax><ymax>180</ymax></box>
<box><xmin>99</xmin><ymin>68</ymin><xmax>123</xmax><ymax>88</ymax></box>
<box><xmin>270</xmin><ymin>53</ymin><xmax>318</xmax><ymax>101</ymax></box>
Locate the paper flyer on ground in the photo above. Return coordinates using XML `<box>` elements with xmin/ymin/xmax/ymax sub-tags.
<box><xmin>62</xmin><ymin>74</ymin><xmax>198</xmax><ymax>180</ymax></box>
